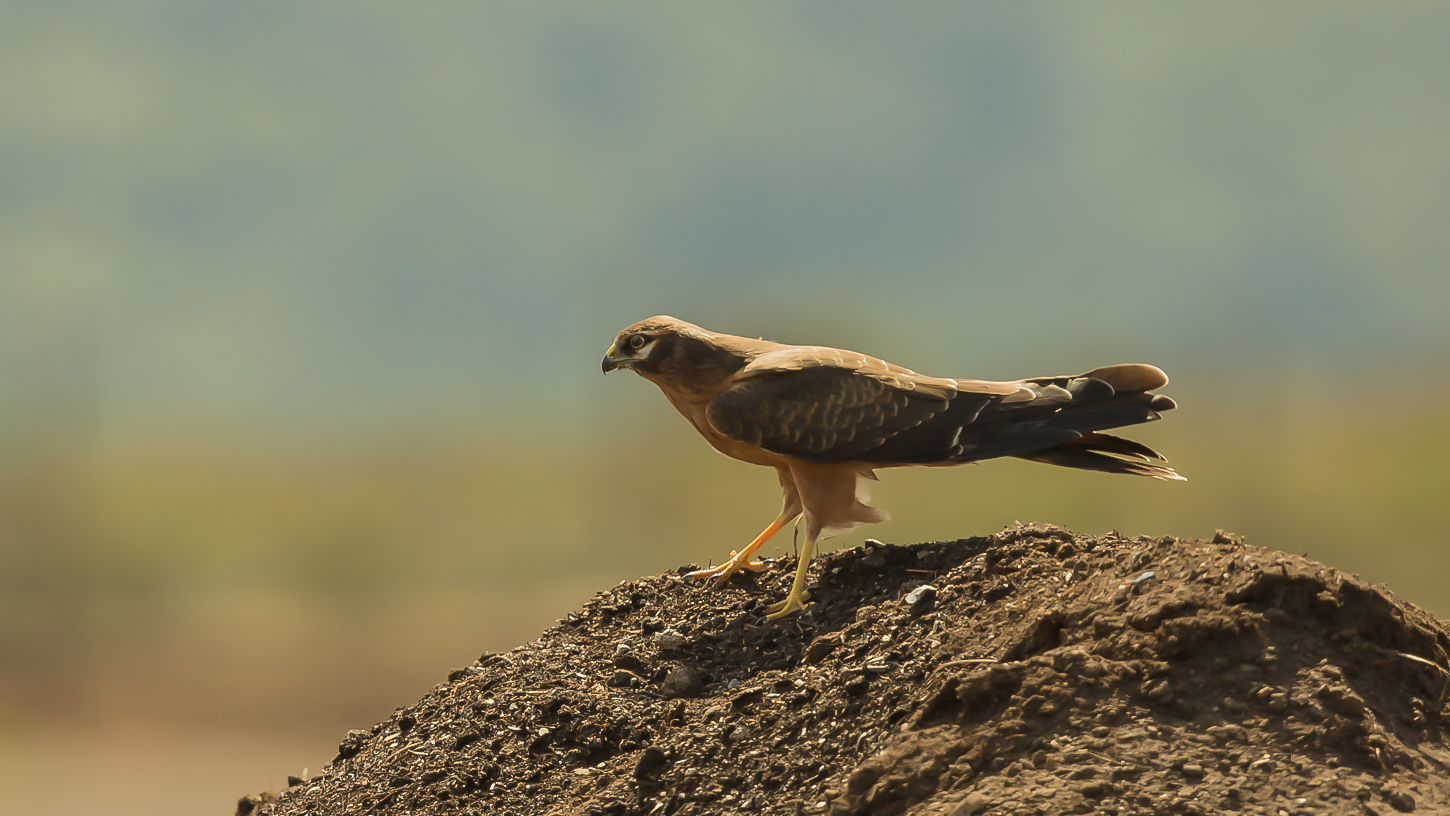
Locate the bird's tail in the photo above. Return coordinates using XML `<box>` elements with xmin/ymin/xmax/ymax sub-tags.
<box><xmin>1011</xmin><ymin>363</ymin><xmax>1183</xmax><ymax>481</ymax></box>
<box><xmin>1016</xmin><ymin>431</ymin><xmax>1183</xmax><ymax>481</ymax></box>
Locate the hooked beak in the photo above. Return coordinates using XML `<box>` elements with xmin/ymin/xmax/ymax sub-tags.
<box><xmin>602</xmin><ymin>344</ymin><xmax>631</xmax><ymax>374</ymax></box>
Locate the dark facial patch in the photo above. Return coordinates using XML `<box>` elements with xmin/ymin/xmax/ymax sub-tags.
<box><xmin>628</xmin><ymin>332</ymin><xmax>678</xmax><ymax>376</ymax></box>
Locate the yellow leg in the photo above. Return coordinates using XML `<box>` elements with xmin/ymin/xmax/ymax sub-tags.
<box><xmin>685</xmin><ymin>513</ymin><xmax>796</xmax><ymax>587</ymax></box>
<box><xmin>764</xmin><ymin>533</ymin><xmax>817</xmax><ymax>619</ymax></box>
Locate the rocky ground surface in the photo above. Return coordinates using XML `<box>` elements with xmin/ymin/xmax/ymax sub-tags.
<box><xmin>241</xmin><ymin>524</ymin><xmax>1450</xmax><ymax>816</ymax></box>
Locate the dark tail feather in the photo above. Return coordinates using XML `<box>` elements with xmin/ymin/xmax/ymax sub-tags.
<box><xmin>1071</xmin><ymin>431</ymin><xmax>1167</xmax><ymax>461</ymax></box>
<box><xmin>1016</xmin><ymin>431</ymin><xmax>1184</xmax><ymax>481</ymax></box>
<box><xmin>927</xmin><ymin>362</ymin><xmax>1181</xmax><ymax>476</ymax></box>
<box><xmin>1012</xmin><ymin>363</ymin><xmax>1181</xmax><ymax>479</ymax></box>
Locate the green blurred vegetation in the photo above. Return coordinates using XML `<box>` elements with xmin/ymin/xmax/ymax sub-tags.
<box><xmin>2</xmin><ymin>375</ymin><xmax>1447</xmax><ymax>735</ymax></box>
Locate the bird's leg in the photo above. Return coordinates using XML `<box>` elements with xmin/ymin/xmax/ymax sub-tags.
<box><xmin>685</xmin><ymin>511</ymin><xmax>797</xmax><ymax>586</ymax></box>
<box><xmin>764</xmin><ymin>527</ymin><xmax>818</xmax><ymax>619</ymax></box>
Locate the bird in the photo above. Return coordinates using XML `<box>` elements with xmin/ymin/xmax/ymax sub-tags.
<box><xmin>601</xmin><ymin>316</ymin><xmax>1181</xmax><ymax>619</ymax></box>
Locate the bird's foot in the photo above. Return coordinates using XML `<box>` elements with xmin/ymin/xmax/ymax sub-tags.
<box><xmin>763</xmin><ymin>589</ymin><xmax>812</xmax><ymax>620</ymax></box>
<box><xmin>685</xmin><ymin>551</ymin><xmax>770</xmax><ymax>587</ymax></box>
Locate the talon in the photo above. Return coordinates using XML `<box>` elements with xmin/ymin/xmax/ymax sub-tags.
<box><xmin>684</xmin><ymin>515</ymin><xmax>793</xmax><ymax>587</ymax></box>
<box><xmin>710</xmin><ymin>562</ymin><xmax>767</xmax><ymax>589</ymax></box>
<box><xmin>684</xmin><ymin>550</ymin><xmax>769</xmax><ymax>585</ymax></box>
<box><xmin>764</xmin><ymin>590</ymin><xmax>812</xmax><ymax>620</ymax></box>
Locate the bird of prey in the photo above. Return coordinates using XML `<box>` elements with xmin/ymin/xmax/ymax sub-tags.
<box><xmin>602</xmin><ymin>316</ymin><xmax>1181</xmax><ymax>619</ymax></box>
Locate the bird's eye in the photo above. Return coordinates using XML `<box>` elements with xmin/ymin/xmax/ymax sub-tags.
<box><xmin>629</xmin><ymin>335</ymin><xmax>646</xmax><ymax>350</ymax></box>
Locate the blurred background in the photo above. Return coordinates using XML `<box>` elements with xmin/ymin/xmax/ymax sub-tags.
<box><xmin>2</xmin><ymin>3</ymin><xmax>1448</xmax><ymax>813</ymax></box>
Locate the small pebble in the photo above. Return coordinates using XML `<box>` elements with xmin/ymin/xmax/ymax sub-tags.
<box><xmin>336</xmin><ymin>729</ymin><xmax>369</xmax><ymax>760</ymax></box>
<box><xmin>905</xmin><ymin>584</ymin><xmax>937</xmax><ymax>613</ymax></box>
<box><xmin>653</xmin><ymin>630</ymin><xmax>688</xmax><ymax>650</ymax></box>
<box><xmin>660</xmin><ymin>665</ymin><xmax>703</xmax><ymax>698</ymax></box>
<box><xmin>634</xmin><ymin>746</ymin><xmax>668</xmax><ymax>779</ymax></box>
<box><xmin>952</xmin><ymin>792</ymin><xmax>989</xmax><ymax>815</ymax></box>
<box><xmin>1383</xmin><ymin>787</ymin><xmax>1416</xmax><ymax>812</ymax></box>
<box><xmin>804</xmin><ymin>635</ymin><xmax>839</xmax><ymax>664</ymax></box>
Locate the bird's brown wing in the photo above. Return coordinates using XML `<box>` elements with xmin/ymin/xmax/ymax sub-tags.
<box><xmin>705</xmin><ymin>348</ymin><xmax>1033</xmax><ymax>464</ymax></box>
<box><xmin>706</xmin><ymin>349</ymin><xmax>1176</xmax><ymax>468</ymax></box>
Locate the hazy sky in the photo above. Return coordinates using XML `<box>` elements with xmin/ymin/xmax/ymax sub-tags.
<box><xmin>2</xmin><ymin>3</ymin><xmax>1447</xmax><ymax>431</ymax></box>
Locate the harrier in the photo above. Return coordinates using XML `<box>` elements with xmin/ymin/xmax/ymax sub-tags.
<box><xmin>602</xmin><ymin>316</ymin><xmax>1181</xmax><ymax>619</ymax></box>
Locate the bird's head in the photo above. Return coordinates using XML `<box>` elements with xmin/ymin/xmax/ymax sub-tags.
<box><xmin>601</xmin><ymin>315</ymin><xmax>697</xmax><ymax>376</ymax></box>
<box><xmin>602</xmin><ymin>316</ymin><xmax>746</xmax><ymax>390</ymax></box>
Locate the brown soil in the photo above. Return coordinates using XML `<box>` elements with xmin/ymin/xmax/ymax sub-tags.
<box><xmin>240</xmin><ymin>525</ymin><xmax>1450</xmax><ymax>816</ymax></box>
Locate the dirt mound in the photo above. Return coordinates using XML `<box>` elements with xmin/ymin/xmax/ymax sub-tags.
<box><xmin>241</xmin><ymin>525</ymin><xmax>1450</xmax><ymax>816</ymax></box>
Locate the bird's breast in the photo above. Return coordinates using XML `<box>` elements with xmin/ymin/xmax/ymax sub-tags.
<box><xmin>659</xmin><ymin>386</ymin><xmax>788</xmax><ymax>468</ymax></box>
